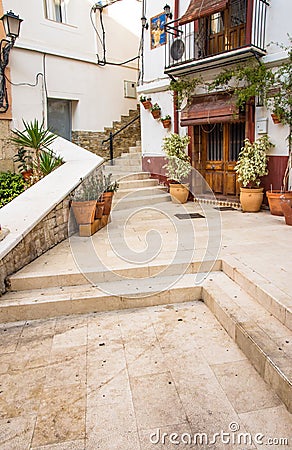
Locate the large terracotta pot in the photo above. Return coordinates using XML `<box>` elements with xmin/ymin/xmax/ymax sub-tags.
<box><xmin>280</xmin><ymin>199</ymin><xmax>292</xmax><ymax>225</ymax></box>
<box><xmin>71</xmin><ymin>200</ymin><xmax>97</xmax><ymax>225</ymax></box>
<box><xmin>95</xmin><ymin>201</ymin><xmax>105</xmax><ymax>219</ymax></box>
<box><xmin>240</xmin><ymin>187</ymin><xmax>263</xmax><ymax>212</ymax></box>
<box><xmin>169</xmin><ymin>183</ymin><xmax>189</xmax><ymax>204</ymax></box>
<box><xmin>266</xmin><ymin>191</ymin><xmax>292</xmax><ymax>216</ymax></box>
<box><xmin>101</xmin><ymin>192</ymin><xmax>114</xmax><ymax>215</ymax></box>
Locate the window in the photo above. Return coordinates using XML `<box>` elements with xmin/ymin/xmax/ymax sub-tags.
<box><xmin>44</xmin><ymin>0</ymin><xmax>68</xmax><ymax>24</ymax></box>
<box><xmin>210</xmin><ymin>12</ymin><xmax>224</xmax><ymax>35</ymax></box>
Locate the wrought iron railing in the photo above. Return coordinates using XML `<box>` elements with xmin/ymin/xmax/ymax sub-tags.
<box><xmin>102</xmin><ymin>114</ymin><xmax>140</xmax><ymax>165</ymax></box>
<box><xmin>165</xmin><ymin>0</ymin><xmax>269</xmax><ymax>70</ymax></box>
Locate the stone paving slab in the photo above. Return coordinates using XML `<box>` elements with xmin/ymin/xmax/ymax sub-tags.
<box><xmin>0</xmin><ymin>302</ymin><xmax>291</xmax><ymax>449</ymax></box>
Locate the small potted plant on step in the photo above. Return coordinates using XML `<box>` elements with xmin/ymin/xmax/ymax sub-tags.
<box><xmin>140</xmin><ymin>95</ymin><xmax>152</xmax><ymax>110</ymax></box>
<box><xmin>163</xmin><ymin>133</ymin><xmax>191</xmax><ymax>204</ymax></box>
<box><xmin>161</xmin><ymin>115</ymin><xmax>171</xmax><ymax>129</ymax></box>
<box><xmin>150</xmin><ymin>103</ymin><xmax>161</xmax><ymax>119</ymax></box>
<box><xmin>71</xmin><ymin>177</ymin><xmax>99</xmax><ymax>225</ymax></box>
<box><xmin>235</xmin><ymin>135</ymin><xmax>272</xmax><ymax>212</ymax></box>
<box><xmin>102</xmin><ymin>173</ymin><xmax>119</xmax><ymax>216</ymax></box>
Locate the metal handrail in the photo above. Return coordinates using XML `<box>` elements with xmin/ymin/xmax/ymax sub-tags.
<box><xmin>101</xmin><ymin>114</ymin><xmax>140</xmax><ymax>164</ymax></box>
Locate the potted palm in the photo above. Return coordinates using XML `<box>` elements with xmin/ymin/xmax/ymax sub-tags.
<box><xmin>11</xmin><ymin>120</ymin><xmax>57</xmax><ymax>180</ymax></box>
<box><xmin>162</xmin><ymin>133</ymin><xmax>191</xmax><ymax>203</ymax></box>
<box><xmin>235</xmin><ymin>135</ymin><xmax>272</xmax><ymax>212</ymax></box>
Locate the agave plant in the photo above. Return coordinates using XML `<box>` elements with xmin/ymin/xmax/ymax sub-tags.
<box><xmin>38</xmin><ymin>150</ymin><xmax>63</xmax><ymax>176</ymax></box>
<box><xmin>11</xmin><ymin>120</ymin><xmax>57</xmax><ymax>178</ymax></box>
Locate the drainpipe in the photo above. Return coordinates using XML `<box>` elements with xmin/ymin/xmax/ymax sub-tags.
<box><xmin>173</xmin><ymin>0</ymin><xmax>179</xmax><ymax>133</ymax></box>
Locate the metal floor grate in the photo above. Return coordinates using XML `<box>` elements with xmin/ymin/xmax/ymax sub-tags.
<box><xmin>175</xmin><ymin>213</ymin><xmax>205</xmax><ymax>220</ymax></box>
<box><xmin>213</xmin><ymin>206</ymin><xmax>236</xmax><ymax>211</ymax></box>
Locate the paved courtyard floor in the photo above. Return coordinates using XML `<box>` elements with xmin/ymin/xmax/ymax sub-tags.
<box><xmin>1</xmin><ymin>301</ymin><xmax>291</xmax><ymax>449</ymax></box>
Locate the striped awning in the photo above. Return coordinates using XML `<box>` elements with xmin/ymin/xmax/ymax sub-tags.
<box><xmin>179</xmin><ymin>0</ymin><xmax>228</xmax><ymax>25</ymax></box>
<box><xmin>180</xmin><ymin>93</ymin><xmax>243</xmax><ymax>126</ymax></box>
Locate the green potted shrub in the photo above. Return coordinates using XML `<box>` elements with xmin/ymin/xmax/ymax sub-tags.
<box><xmin>162</xmin><ymin>133</ymin><xmax>191</xmax><ymax>203</ymax></box>
<box><xmin>235</xmin><ymin>135</ymin><xmax>272</xmax><ymax>212</ymax></box>
<box><xmin>71</xmin><ymin>176</ymin><xmax>100</xmax><ymax>225</ymax></box>
<box><xmin>150</xmin><ymin>103</ymin><xmax>161</xmax><ymax>119</ymax></box>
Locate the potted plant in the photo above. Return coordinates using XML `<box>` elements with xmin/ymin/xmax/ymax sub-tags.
<box><xmin>161</xmin><ymin>115</ymin><xmax>171</xmax><ymax>129</ymax></box>
<box><xmin>150</xmin><ymin>103</ymin><xmax>161</xmax><ymax>119</ymax></box>
<box><xmin>102</xmin><ymin>173</ymin><xmax>119</xmax><ymax>215</ymax></box>
<box><xmin>11</xmin><ymin>119</ymin><xmax>57</xmax><ymax>180</ymax></box>
<box><xmin>71</xmin><ymin>177</ymin><xmax>99</xmax><ymax>225</ymax></box>
<box><xmin>13</xmin><ymin>147</ymin><xmax>33</xmax><ymax>181</ymax></box>
<box><xmin>280</xmin><ymin>197</ymin><xmax>292</xmax><ymax>225</ymax></box>
<box><xmin>162</xmin><ymin>133</ymin><xmax>191</xmax><ymax>203</ymax></box>
<box><xmin>140</xmin><ymin>95</ymin><xmax>152</xmax><ymax>110</ymax></box>
<box><xmin>235</xmin><ymin>135</ymin><xmax>272</xmax><ymax>212</ymax></box>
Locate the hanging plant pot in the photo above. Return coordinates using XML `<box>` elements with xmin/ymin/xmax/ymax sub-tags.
<box><xmin>240</xmin><ymin>187</ymin><xmax>263</xmax><ymax>212</ymax></box>
<box><xmin>271</xmin><ymin>113</ymin><xmax>281</xmax><ymax>124</ymax></box>
<box><xmin>169</xmin><ymin>183</ymin><xmax>189</xmax><ymax>204</ymax></box>
<box><xmin>141</xmin><ymin>100</ymin><xmax>152</xmax><ymax>110</ymax></box>
<box><xmin>161</xmin><ymin>119</ymin><xmax>171</xmax><ymax>129</ymax></box>
<box><xmin>71</xmin><ymin>200</ymin><xmax>97</xmax><ymax>225</ymax></box>
<box><xmin>151</xmin><ymin>109</ymin><xmax>161</xmax><ymax>119</ymax></box>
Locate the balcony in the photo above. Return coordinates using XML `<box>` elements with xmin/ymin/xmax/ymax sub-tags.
<box><xmin>165</xmin><ymin>0</ymin><xmax>269</xmax><ymax>76</ymax></box>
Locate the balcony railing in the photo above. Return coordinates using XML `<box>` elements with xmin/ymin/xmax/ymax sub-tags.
<box><xmin>165</xmin><ymin>0</ymin><xmax>269</xmax><ymax>71</ymax></box>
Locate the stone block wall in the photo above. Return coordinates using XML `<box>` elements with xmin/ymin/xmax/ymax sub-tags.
<box><xmin>0</xmin><ymin>197</ymin><xmax>76</xmax><ymax>294</ymax></box>
<box><xmin>72</xmin><ymin>106</ymin><xmax>141</xmax><ymax>161</ymax></box>
<box><xmin>0</xmin><ymin>119</ymin><xmax>17</xmax><ymax>172</ymax></box>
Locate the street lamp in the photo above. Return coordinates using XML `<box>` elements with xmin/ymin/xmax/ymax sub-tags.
<box><xmin>0</xmin><ymin>10</ymin><xmax>23</xmax><ymax>112</ymax></box>
<box><xmin>141</xmin><ymin>15</ymin><xmax>149</xmax><ymax>30</ymax></box>
<box><xmin>163</xmin><ymin>4</ymin><xmax>173</xmax><ymax>20</ymax></box>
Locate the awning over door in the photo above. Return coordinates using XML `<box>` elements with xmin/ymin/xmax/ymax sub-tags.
<box><xmin>179</xmin><ymin>0</ymin><xmax>228</xmax><ymax>25</ymax></box>
<box><xmin>180</xmin><ymin>93</ymin><xmax>243</xmax><ymax>126</ymax></box>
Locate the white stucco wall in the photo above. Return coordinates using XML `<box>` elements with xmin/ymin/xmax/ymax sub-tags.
<box><xmin>5</xmin><ymin>0</ymin><xmax>141</xmax><ymax>131</ymax></box>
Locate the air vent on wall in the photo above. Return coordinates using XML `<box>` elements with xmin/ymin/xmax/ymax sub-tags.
<box><xmin>170</xmin><ymin>38</ymin><xmax>185</xmax><ymax>61</ymax></box>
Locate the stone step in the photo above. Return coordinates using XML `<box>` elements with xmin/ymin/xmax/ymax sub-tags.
<box><xmin>118</xmin><ymin>179</ymin><xmax>159</xmax><ymax>190</ymax></box>
<box><xmin>202</xmin><ymin>272</ymin><xmax>292</xmax><ymax>413</ymax></box>
<box><xmin>103</xmin><ymin>167</ymin><xmax>143</xmax><ymax>176</ymax></box>
<box><xmin>129</xmin><ymin>146</ymin><xmax>141</xmax><ymax>153</ymax></box>
<box><xmin>121</xmin><ymin>151</ymin><xmax>141</xmax><ymax>158</ymax></box>
<box><xmin>112</xmin><ymin>192</ymin><xmax>171</xmax><ymax>211</ymax></box>
<box><xmin>222</xmin><ymin>256</ymin><xmax>292</xmax><ymax>331</ymax></box>
<box><xmin>8</xmin><ymin>258</ymin><xmax>221</xmax><ymax>292</ymax></box>
<box><xmin>114</xmin><ymin>185</ymin><xmax>167</xmax><ymax>201</ymax></box>
<box><xmin>113</xmin><ymin>158</ymin><xmax>142</xmax><ymax>168</ymax></box>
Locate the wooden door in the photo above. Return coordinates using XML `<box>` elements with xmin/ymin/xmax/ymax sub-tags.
<box><xmin>193</xmin><ymin>122</ymin><xmax>245</xmax><ymax>196</ymax></box>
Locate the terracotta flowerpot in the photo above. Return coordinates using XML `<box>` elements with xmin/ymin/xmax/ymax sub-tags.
<box><xmin>71</xmin><ymin>200</ymin><xmax>97</xmax><ymax>225</ymax></box>
<box><xmin>141</xmin><ymin>100</ymin><xmax>152</xmax><ymax>110</ymax></box>
<box><xmin>271</xmin><ymin>113</ymin><xmax>281</xmax><ymax>124</ymax></box>
<box><xmin>101</xmin><ymin>191</ymin><xmax>114</xmax><ymax>215</ymax></box>
<box><xmin>21</xmin><ymin>170</ymin><xmax>33</xmax><ymax>181</ymax></box>
<box><xmin>280</xmin><ymin>199</ymin><xmax>292</xmax><ymax>225</ymax></box>
<box><xmin>266</xmin><ymin>191</ymin><xmax>292</xmax><ymax>216</ymax></box>
<box><xmin>162</xmin><ymin>119</ymin><xmax>171</xmax><ymax>129</ymax></box>
<box><xmin>240</xmin><ymin>187</ymin><xmax>263</xmax><ymax>212</ymax></box>
<box><xmin>151</xmin><ymin>109</ymin><xmax>161</xmax><ymax>119</ymax></box>
<box><xmin>95</xmin><ymin>201</ymin><xmax>105</xmax><ymax>219</ymax></box>
<box><xmin>169</xmin><ymin>183</ymin><xmax>189</xmax><ymax>204</ymax></box>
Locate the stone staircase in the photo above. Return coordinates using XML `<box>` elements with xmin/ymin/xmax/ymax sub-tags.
<box><xmin>2</xmin><ymin>256</ymin><xmax>292</xmax><ymax>413</ymax></box>
<box><xmin>103</xmin><ymin>141</ymin><xmax>170</xmax><ymax>210</ymax></box>
<box><xmin>72</xmin><ymin>105</ymin><xmax>141</xmax><ymax>161</ymax></box>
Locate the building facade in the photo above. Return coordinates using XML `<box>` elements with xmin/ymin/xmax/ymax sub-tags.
<box><xmin>0</xmin><ymin>0</ymin><xmax>141</xmax><ymax>171</ymax></box>
<box><xmin>138</xmin><ymin>0</ymin><xmax>291</xmax><ymax>199</ymax></box>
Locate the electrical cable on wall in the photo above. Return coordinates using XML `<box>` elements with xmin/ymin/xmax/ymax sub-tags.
<box><xmin>90</xmin><ymin>4</ymin><xmax>140</xmax><ymax>67</ymax></box>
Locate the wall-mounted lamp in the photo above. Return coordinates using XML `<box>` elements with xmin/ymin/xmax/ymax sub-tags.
<box><xmin>0</xmin><ymin>11</ymin><xmax>23</xmax><ymax>113</ymax></box>
<box><xmin>92</xmin><ymin>0</ymin><xmax>121</xmax><ymax>11</ymax></box>
<box><xmin>141</xmin><ymin>15</ymin><xmax>149</xmax><ymax>30</ymax></box>
<box><xmin>163</xmin><ymin>4</ymin><xmax>173</xmax><ymax>20</ymax></box>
